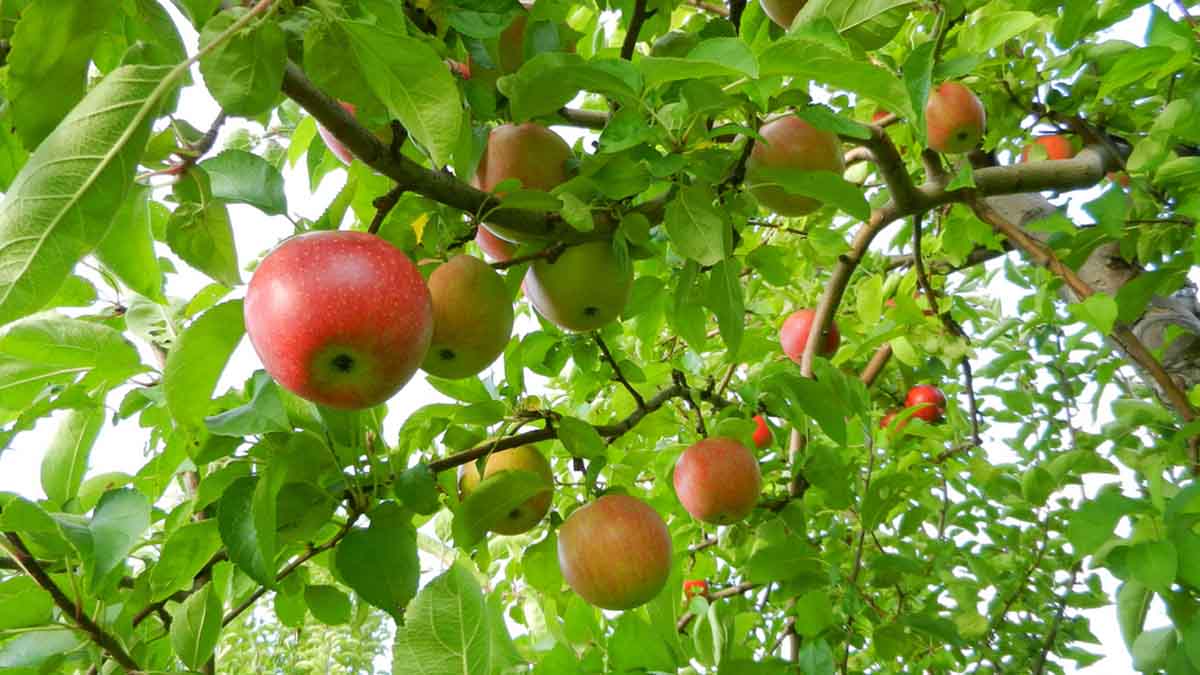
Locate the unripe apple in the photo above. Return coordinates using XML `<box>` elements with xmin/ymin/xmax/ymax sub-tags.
<box><xmin>557</xmin><ymin>494</ymin><xmax>672</xmax><ymax>610</ymax></box>
<box><xmin>459</xmin><ymin>445</ymin><xmax>554</xmax><ymax>535</ymax></box>
<box><xmin>317</xmin><ymin>101</ymin><xmax>358</xmax><ymax>165</ymax></box>
<box><xmin>925</xmin><ymin>82</ymin><xmax>986</xmax><ymax>154</ymax></box>
<box><xmin>683</xmin><ymin>579</ymin><xmax>709</xmax><ymax>600</ymax></box>
<box><xmin>1021</xmin><ymin>135</ymin><xmax>1075</xmax><ymax>162</ymax></box>
<box><xmin>779</xmin><ymin>308</ymin><xmax>840</xmax><ymax>365</ymax></box>
<box><xmin>904</xmin><ymin>384</ymin><xmax>947</xmax><ymax>423</ymax></box>
<box><xmin>759</xmin><ymin>0</ymin><xmax>807</xmax><ymax>29</ymax></box>
<box><xmin>473</xmin><ymin>123</ymin><xmax>573</xmax><ymax>243</ymax></box>
<box><xmin>475</xmin><ymin>226</ymin><xmax>517</xmax><ymax>263</ymax></box>
<box><xmin>746</xmin><ymin>116</ymin><xmax>845</xmax><ymax>216</ymax></box>
<box><xmin>524</xmin><ymin>241</ymin><xmax>633</xmax><ymax>332</ymax></box>
<box><xmin>244</xmin><ymin>231</ymin><xmax>433</xmax><ymax>409</ymax></box>
<box><xmin>674</xmin><ymin>438</ymin><xmax>762</xmax><ymax>525</ymax></box>
<box><xmin>421</xmin><ymin>255</ymin><xmax>514</xmax><ymax>379</ymax></box>
<box><xmin>752</xmin><ymin>415</ymin><xmax>772</xmax><ymax>448</ymax></box>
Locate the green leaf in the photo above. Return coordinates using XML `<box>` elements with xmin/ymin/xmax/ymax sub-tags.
<box><xmin>393</xmin><ymin>561</ymin><xmax>511</xmax><ymax>675</ymax></box>
<box><xmin>759</xmin><ymin>38</ymin><xmax>912</xmax><ymax>117</ymax></box>
<box><xmin>706</xmin><ymin>259</ymin><xmax>744</xmax><ymax>358</ymax></box>
<box><xmin>521</xmin><ymin>533</ymin><xmax>563</xmax><ymax>594</ymax></box>
<box><xmin>341</xmin><ymin>22</ymin><xmax>462</xmax><ymax>167</ymax></box>
<box><xmin>95</xmin><ymin>185</ymin><xmax>165</xmax><ymax>302</ymax></box>
<box><xmin>763</xmin><ymin>373</ymin><xmax>847</xmax><ymax>447</ymax></box>
<box><xmin>1067</xmin><ymin>293</ymin><xmax>1118</xmax><ymax>335</ymax></box>
<box><xmin>40</xmin><ymin>405</ymin><xmax>104</xmax><ymax>506</ymax></box>
<box><xmin>1066</xmin><ymin>487</ymin><xmax>1135</xmax><ymax>556</ymax></box>
<box><xmin>664</xmin><ymin>184</ymin><xmax>728</xmax><ymax>266</ymax></box>
<box><xmin>305</xmin><ymin>584</ymin><xmax>353</xmax><ymax>625</ymax></box>
<box><xmin>7</xmin><ymin>0</ymin><xmax>116</xmax><ymax>147</ymax></box>
<box><xmin>499</xmin><ymin>52</ymin><xmax>641</xmax><ymax>122</ymax></box>
<box><xmin>640</xmin><ymin>38</ymin><xmax>757</xmax><ymax>89</ymax></box>
<box><xmin>1117</xmin><ymin>580</ymin><xmax>1151</xmax><ymax>649</ymax></box>
<box><xmin>164</xmin><ymin>300</ymin><xmax>246</xmax><ymax>429</ymax></box>
<box><xmin>557</xmin><ymin>416</ymin><xmax>606</xmax><ymax>460</ymax></box>
<box><xmin>0</xmin><ymin>577</ymin><xmax>53</xmax><ymax>630</ymax></box>
<box><xmin>198</xmin><ymin>8</ymin><xmax>286</xmax><ymax>117</ymax></box>
<box><xmin>334</xmin><ymin>502</ymin><xmax>420</xmax><ymax>619</ymax></box>
<box><xmin>0</xmin><ymin>65</ymin><xmax>168</xmax><ymax>328</ymax></box>
<box><xmin>454</xmin><ymin>469</ymin><xmax>552</xmax><ymax>545</ymax></box>
<box><xmin>166</xmin><ymin>201</ymin><xmax>241</xmax><ymax>287</ymax></box>
<box><xmin>445</xmin><ymin>0</ymin><xmax>524</xmax><ymax>38</ymax></box>
<box><xmin>797</xmin><ymin>638</ymin><xmax>836</xmax><ymax>675</ymax></box>
<box><xmin>610</xmin><ymin>612</ymin><xmax>679</xmax><ymax>671</ymax></box>
<box><xmin>1098</xmin><ymin>46</ymin><xmax>1182</xmax><ymax>99</ymax></box>
<box><xmin>395</xmin><ymin>464</ymin><xmax>441</xmax><ymax>515</ymax></box>
<box><xmin>903</xmin><ymin>41</ymin><xmax>934</xmax><ymax>143</ymax></box>
<box><xmin>0</xmin><ymin>628</ymin><xmax>80</xmax><ymax>671</ymax></box>
<box><xmin>89</xmin><ymin>488</ymin><xmax>151</xmax><ymax>590</ymax></box>
<box><xmin>1132</xmin><ymin>626</ymin><xmax>1175</xmax><ymax>673</ymax></box>
<box><xmin>792</xmin><ymin>0</ymin><xmax>913</xmax><ymax>50</ymax></box>
<box><xmin>748</xmin><ymin>168</ymin><xmax>869</xmax><ymax>220</ymax></box>
<box><xmin>150</xmin><ymin>520</ymin><xmax>222</xmax><ymax>602</ymax></box>
<box><xmin>217</xmin><ymin>475</ymin><xmax>276</xmax><ymax>587</ymax></box>
<box><xmin>1129</xmin><ymin>539</ymin><xmax>1177</xmax><ymax>594</ymax></box>
<box><xmin>957</xmin><ymin>11</ymin><xmax>1042</xmax><ymax>53</ymax></box>
<box><xmin>170</xmin><ymin>582</ymin><xmax>223</xmax><ymax>670</ymax></box>
<box><xmin>200</xmin><ymin>150</ymin><xmax>288</xmax><ymax>215</ymax></box>
<box><xmin>205</xmin><ymin>371</ymin><xmax>290</xmax><ymax>436</ymax></box>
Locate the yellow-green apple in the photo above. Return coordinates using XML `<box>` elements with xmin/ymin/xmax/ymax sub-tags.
<box><xmin>779</xmin><ymin>308</ymin><xmax>840</xmax><ymax>364</ymax></box>
<box><xmin>459</xmin><ymin>445</ymin><xmax>554</xmax><ymax>535</ymax></box>
<box><xmin>1021</xmin><ymin>135</ymin><xmax>1074</xmax><ymax>162</ymax></box>
<box><xmin>925</xmin><ymin>82</ymin><xmax>986</xmax><ymax>154</ymax></box>
<box><xmin>473</xmin><ymin>123</ymin><xmax>573</xmax><ymax>243</ymax></box>
<box><xmin>557</xmin><ymin>494</ymin><xmax>672</xmax><ymax>610</ymax></box>
<box><xmin>759</xmin><ymin>0</ymin><xmax>807</xmax><ymax>29</ymax></box>
<box><xmin>752</xmin><ymin>415</ymin><xmax>771</xmax><ymax>448</ymax></box>
<box><xmin>317</xmin><ymin>101</ymin><xmax>357</xmax><ymax>165</ymax></box>
<box><xmin>476</xmin><ymin>226</ymin><xmax>516</xmax><ymax>262</ymax></box>
<box><xmin>674</xmin><ymin>438</ymin><xmax>762</xmax><ymax>524</ymax></box>
<box><xmin>746</xmin><ymin>115</ymin><xmax>845</xmax><ymax>216</ymax></box>
<box><xmin>244</xmin><ymin>231</ymin><xmax>432</xmax><ymax>409</ymax></box>
<box><xmin>904</xmin><ymin>384</ymin><xmax>947</xmax><ymax>423</ymax></box>
<box><xmin>524</xmin><ymin>241</ymin><xmax>633</xmax><ymax>332</ymax></box>
<box><xmin>421</xmin><ymin>255</ymin><xmax>514</xmax><ymax>379</ymax></box>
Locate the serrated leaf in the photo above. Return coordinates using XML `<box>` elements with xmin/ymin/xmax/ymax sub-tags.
<box><xmin>150</xmin><ymin>520</ymin><xmax>222</xmax><ymax>602</ymax></box>
<box><xmin>166</xmin><ymin>201</ymin><xmax>241</xmax><ymax>287</ymax></box>
<box><xmin>204</xmin><ymin>371</ymin><xmax>290</xmax><ymax>436</ymax></box>
<box><xmin>792</xmin><ymin>0</ymin><xmax>912</xmax><ymax>50</ymax></box>
<box><xmin>200</xmin><ymin>149</ymin><xmax>288</xmax><ymax>215</ymax></box>
<box><xmin>665</xmin><ymin>184</ymin><xmax>728</xmax><ymax>266</ymax></box>
<box><xmin>217</xmin><ymin>475</ymin><xmax>277</xmax><ymax>587</ymax></box>
<box><xmin>395</xmin><ymin>464</ymin><xmax>441</xmax><ymax>515</ymax></box>
<box><xmin>164</xmin><ymin>300</ymin><xmax>245</xmax><ymax>429</ymax></box>
<box><xmin>499</xmin><ymin>52</ymin><xmax>641</xmax><ymax>122</ymax></box>
<box><xmin>0</xmin><ymin>65</ymin><xmax>168</xmax><ymax>328</ymax></box>
<box><xmin>335</xmin><ymin>502</ymin><xmax>420</xmax><ymax>618</ymax></box>
<box><xmin>170</xmin><ymin>582</ymin><xmax>222</xmax><ymax>670</ymax></box>
<box><xmin>557</xmin><ymin>416</ymin><xmax>606</xmax><ymax>460</ymax></box>
<box><xmin>305</xmin><ymin>584</ymin><xmax>353</xmax><ymax>625</ymax></box>
<box><xmin>198</xmin><ymin>8</ymin><xmax>286</xmax><ymax>117</ymax></box>
<box><xmin>759</xmin><ymin>38</ymin><xmax>912</xmax><ymax>118</ymax></box>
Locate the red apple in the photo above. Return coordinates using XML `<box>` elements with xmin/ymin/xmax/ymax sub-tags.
<box><xmin>746</xmin><ymin>115</ymin><xmax>845</xmax><ymax>216</ymax></box>
<box><xmin>1021</xmin><ymin>135</ymin><xmax>1075</xmax><ymax>162</ymax></box>
<box><xmin>904</xmin><ymin>384</ymin><xmax>947</xmax><ymax>423</ymax></box>
<box><xmin>473</xmin><ymin>123</ymin><xmax>573</xmax><ymax>243</ymax></box>
<box><xmin>779</xmin><ymin>308</ymin><xmax>840</xmax><ymax>365</ymax></box>
<box><xmin>925</xmin><ymin>82</ymin><xmax>986</xmax><ymax>154</ymax></box>
<box><xmin>317</xmin><ymin>101</ymin><xmax>357</xmax><ymax>165</ymax></box>
<box><xmin>674</xmin><ymin>438</ymin><xmax>762</xmax><ymax>525</ymax></box>
<box><xmin>421</xmin><ymin>255</ymin><xmax>514</xmax><ymax>379</ymax></box>
<box><xmin>557</xmin><ymin>494</ymin><xmax>672</xmax><ymax>610</ymax></box>
<box><xmin>244</xmin><ymin>231</ymin><xmax>433</xmax><ymax>409</ymax></box>
<box><xmin>683</xmin><ymin>579</ymin><xmax>709</xmax><ymax>600</ymax></box>
<box><xmin>475</xmin><ymin>226</ymin><xmax>517</xmax><ymax>262</ymax></box>
<box><xmin>752</xmin><ymin>415</ymin><xmax>772</xmax><ymax>448</ymax></box>
<box><xmin>459</xmin><ymin>445</ymin><xmax>554</xmax><ymax>535</ymax></box>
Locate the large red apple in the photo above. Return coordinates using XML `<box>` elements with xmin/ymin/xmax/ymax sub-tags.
<box><xmin>925</xmin><ymin>82</ymin><xmax>986</xmax><ymax>154</ymax></box>
<box><xmin>421</xmin><ymin>255</ymin><xmax>514</xmax><ymax>379</ymax></box>
<box><xmin>759</xmin><ymin>0</ymin><xmax>807</xmax><ymax>29</ymax></box>
<box><xmin>459</xmin><ymin>445</ymin><xmax>554</xmax><ymax>535</ymax></box>
<box><xmin>474</xmin><ymin>123</ymin><xmax>573</xmax><ymax>243</ymax></box>
<box><xmin>557</xmin><ymin>494</ymin><xmax>672</xmax><ymax>610</ymax></box>
<box><xmin>1021</xmin><ymin>135</ymin><xmax>1075</xmax><ymax>162</ymax></box>
<box><xmin>674</xmin><ymin>438</ymin><xmax>762</xmax><ymax>525</ymax></box>
<box><xmin>244</xmin><ymin>231</ymin><xmax>432</xmax><ymax>409</ymax></box>
<box><xmin>904</xmin><ymin>384</ymin><xmax>947</xmax><ymax>423</ymax></box>
<box><xmin>779</xmin><ymin>308</ymin><xmax>840</xmax><ymax>365</ymax></box>
<box><xmin>316</xmin><ymin>101</ymin><xmax>357</xmax><ymax>165</ymax></box>
<box><xmin>745</xmin><ymin>115</ymin><xmax>845</xmax><ymax>216</ymax></box>
<box><xmin>752</xmin><ymin>415</ymin><xmax>772</xmax><ymax>448</ymax></box>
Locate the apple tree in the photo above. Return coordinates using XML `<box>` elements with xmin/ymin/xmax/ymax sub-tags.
<box><xmin>0</xmin><ymin>0</ymin><xmax>1199</xmax><ymax>673</ymax></box>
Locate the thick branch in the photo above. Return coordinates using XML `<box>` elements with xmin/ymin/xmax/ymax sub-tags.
<box><xmin>2</xmin><ymin>532</ymin><xmax>141</xmax><ymax>673</ymax></box>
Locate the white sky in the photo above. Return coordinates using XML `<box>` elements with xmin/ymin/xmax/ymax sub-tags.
<box><xmin>0</xmin><ymin>1</ymin><xmax>1193</xmax><ymax>672</ymax></box>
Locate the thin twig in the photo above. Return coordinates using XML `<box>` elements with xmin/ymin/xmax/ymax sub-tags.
<box><xmin>1</xmin><ymin>533</ymin><xmax>141</xmax><ymax>673</ymax></box>
<box><xmin>620</xmin><ymin>0</ymin><xmax>650</xmax><ymax>60</ymax></box>
<box><xmin>676</xmin><ymin>582</ymin><xmax>758</xmax><ymax>632</ymax></box>
<box><xmin>727</xmin><ymin>0</ymin><xmax>747</xmax><ymax>33</ymax></box>
<box><xmin>1031</xmin><ymin>564</ymin><xmax>1081</xmax><ymax>675</ymax></box>
<box><xmin>490</xmin><ymin>242</ymin><xmax>569</xmax><ymax>270</ymax></box>
<box><xmin>840</xmin><ymin>440</ymin><xmax>877</xmax><ymax>674</ymax></box>
<box><xmin>673</xmin><ymin>370</ymin><xmax>708</xmax><ymax>436</ymax></box>
<box><xmin>595</xmin><ymin>334</ymin><xmax>646</xmax><ymax>409</ymax></box>
<box><xmin>367</xmin><ymin>185</ymin><xmax>406</xmax><ymax>235</ymax></box>
<box><xmin>960</xmin><ymin>357</ymin><xmax>982</xmax><ymax>445</ymax></box>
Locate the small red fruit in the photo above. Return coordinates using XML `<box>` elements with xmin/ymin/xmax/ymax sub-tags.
<box><xmin>904</xmin><ymin>385</ymin><xmax>947</xmax><ymax>423</ymax></box>
<box><xmin>1021</xmin><ymin>135</ymin><xmax>1075</xmax><ymax>162</ymax></box>
<box><xmin>674</xmin><ymin>438</ymin><xmax>762</xmax><ymax>525</ymax></box>
<box><xmin>683</xmin><ymin>579</ymin><xmax>709</xmax><ymax>600</ymax></box>
<box><xmin>316</xmin><ymin>101</ymin><xmax>357</xmax><ymax>165</ymax></box>
<box><xmin>245</xmin><ymin>231</ymin><xmax>433</xmax><ymax>409</ymax></box>
<box><xmin>872</xmin><ymin>110</ymin><xmax>890</xmax><ymax>124</ymax></box>
<box><xmin>925</xmin><ymin>82</ymin><xmax>986</xmax><ymax>154</ymax></box>
<box><xmin>752</xmin><ymin>415</ymin><xmax>771</xmax><ymax>448</ymax></box>
<box><xmin>475</xmin><ymin>226</ymin><xmax>516</xmax><ymax>263</ymax></box>
<box><xmin>779</xmin><ymin>308</ymin><xmax>840</xmax><ymax>365</ymax></box>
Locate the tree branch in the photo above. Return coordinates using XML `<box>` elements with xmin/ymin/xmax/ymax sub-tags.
<box><xmin>1</xmin><ymin>532</ymin><xmax>141</xmax><ymax>673</ymax></box>
<box><xmin>1031</xmin><ymin>564</ymin><xmax>1080</xmax><ymax>675</ymax></box>
<box><xmin>620</xmin><ymin>0</ymin><xmax>650</xmax><ymax>60</ymax></box>
<box><xmin>595</xmin><ymin>333</ymin><xmax>646</xmax><ymax>409</ymax></box>
<box><xmin>676</xmin><ymin>581</ymin><xmax>759</xmax><ymax>632</ymax></box>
